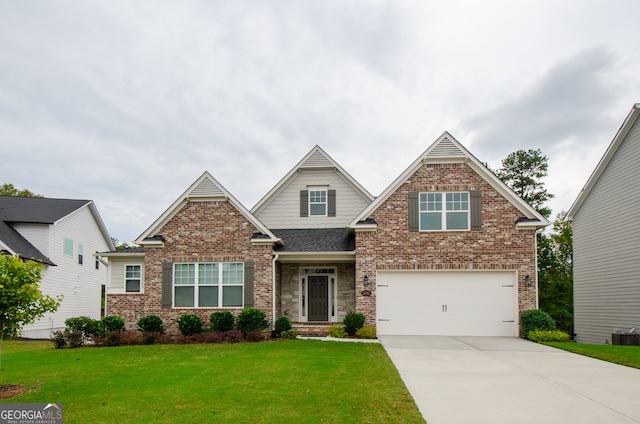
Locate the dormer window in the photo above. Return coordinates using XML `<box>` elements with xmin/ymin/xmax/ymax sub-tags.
<box><xmin>309</xmin><ymin>189</ymin><xmax>327</xmax><ymax>216</ymax></box>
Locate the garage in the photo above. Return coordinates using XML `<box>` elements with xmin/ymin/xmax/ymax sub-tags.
<box><xmin>376</xmin><ymin>270</ymin><xmax>517</xmax><ymax>337</ymax></box>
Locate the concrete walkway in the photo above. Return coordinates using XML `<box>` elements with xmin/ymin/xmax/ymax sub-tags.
<box><xmin>379</xmin><ymin>336</ymin><xmax>640</xmax><ymax>424</ymax></box>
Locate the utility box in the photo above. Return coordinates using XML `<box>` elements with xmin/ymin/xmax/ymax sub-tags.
<box><xmin>612</xmin><ymin>329</ymin><xmax>639</xmax><ymax>346</ymax></box>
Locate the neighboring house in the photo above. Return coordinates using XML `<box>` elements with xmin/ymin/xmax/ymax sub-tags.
<box><xmin>0</xmin><ymin>196</ymin><xmax>114</xmax><ymax>338</ymax></box>
<box><xmin>102</xmin><ymin>134</ymin><xmax>548</xmax><ymax>336</ymax></box>
<box><xmin>566</xmin><ymin>103</ymin><xmax>640</xmax><ymax>344</ymax></box>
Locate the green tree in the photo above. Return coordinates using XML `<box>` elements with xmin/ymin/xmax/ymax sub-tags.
<box><xmin>494</xmin><ymin>149</ymin><xmax>554</xmax><ymax>218</ymax></box>
<box><xmin>0</xmin><ymin>255</ymin><xmax>62</xmax><ymax>369</ymax></box>
<box><xmin>538</xmin><ymin>212</ymin><xmax>573</xmax><ymax>334</ymax></box>
<box><xmin>0</xmin><ymin>183</ymin><xmax>42</xmax><ymax>197</ymax></box>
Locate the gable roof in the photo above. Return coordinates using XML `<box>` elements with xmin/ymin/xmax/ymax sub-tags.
<box><xmin>0</xmin><ymin>196</ymin><xmax>114</xmax><ymax>264</ymax></box>
<box><xmin>272</xmin><ymin>228</ymin><xmax>354</xmax><ymax>253</ymax></box>
<box><xmin>566</xmin><ymin>103</ymin><xmax>640</xmax><ymax>221</ymax></box>
<box><xmin>349</xmin><ymin>132</ymin><xmax>549</xmax><ymax>230</ymax></box>
<box><xmin>251</xmin><ymin>145</ymin><xmax>374</xmax><ymax>215</ymax></box>
<box><xmin>135</xmin><ymin>171</ymin><xmax>280</xmax><ymax>246</ymax></box>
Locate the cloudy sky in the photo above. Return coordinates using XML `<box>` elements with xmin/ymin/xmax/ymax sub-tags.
<box><xmin>1</xmin><ymin>1</ymin><xmax>638</xmax><ymax>244</ymax></box>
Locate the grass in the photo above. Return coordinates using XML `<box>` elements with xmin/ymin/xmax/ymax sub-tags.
<box><xmin>0</xmin><ymin>339</ymin><xmax>424</xmax><ymax>424</ymax></box>
<box><xmin>546</xmin><ymin>342</ymin><xmax>640</xmax><ymax>369</ymax></box>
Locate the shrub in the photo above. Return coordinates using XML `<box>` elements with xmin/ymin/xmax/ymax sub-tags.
<box><xmin>209</xmin><ymin>311</ymin><xmax>235</xmax><ymax>332</ymax></box>
<box><xmin>528</xmin><ymin>329</ymin><xmax>571</xmax><ymax>343</ymax></box>
<box><xmin>137</xmin><ymin>315</ymin><xmax>164</xmax><ymax>333</ymax></box>
<box><xmin>141</xmin><ymin>331</ymin><xmax>159</xmax><ymax>345</ymax></box>
<box><xmin>343</xmin><ymin>312</ymin><xmax>365</xmax><ymax>336</ymax></box>
<box><xmin>52</xmin><ymin>331</ymin><xmax>67</xmax><ymax>349</ymax></box>
<box><xmin>236</xmin><ymin>308</ymin><xmax>269</xmax><ymax>335</ymax></box>
<box><xmin>281</xmin><ymin>329</ymin><xmax>297</xmax><ymax>339</ymax></box>
<box><xmin>223</xmin><ymin>329</ymin><xmax>244</xmax><ymax>343</ymax></box>
<box><xmin>65</xmin><ymin>329</ymin><xmax>84</xmax><ymax>348</ymax></box>
<box><xmin>274</xmin><ymin>316</ymin><xmax>292</xmax><ymax>335</ymax></box>
<box><xmin>328</xmin><ymin>325</ymin><xmax>346</xmax><ymax>338</ymax></box>
<box><xmin>520</xmin><ymin>309</ymin><xmax>556</xmax><ymax>339</ymax></box>
<box><xmin>65</xmin><ymin>316</ymin><xmax>103</xmax><ymax>338</ymax></box>
<box><xmin>176</xmin><ymin>314</ymin><xmax>204</xmax><ymax>336</ymax></box>
<box><xmin>355</xmin><ymin>325</ymin><xmax>377</xmax><ymax>339</ymax></box>
<box><xmin>102</xmin><ymin>316</ymin><xmax>126</xmax><ymax>332</ymax></box>
<box><xmin>104</xmin><ymin>330</ymin><xmax>122</xmax><ymax>346</ymax></box>
<box><xmin>246</xmin><ymin>329</ymin><xmax>267</xmax><ymax>342</ymax></box>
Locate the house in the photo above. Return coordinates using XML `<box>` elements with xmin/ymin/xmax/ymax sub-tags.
<box><xmin>102</xmin><ymin>133</ymin><xmax>548</xmax><ymax>336</ymax></box>
<box><xmin>566</xmin><ymin>103</ymin><xmax>640</xmax><ymax>344</ymax></box>
<box><xmin>0</xmin><ymin>196</ymin><xmax>114</xmax><ymax>338</ymax></box>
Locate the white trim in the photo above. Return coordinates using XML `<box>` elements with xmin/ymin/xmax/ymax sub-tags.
<box><xmin>298</xmin><ymin>267</ymin><xmax>338</xmax><ymax>323</ymax></box>
<box><xmin>418</xmin><ymin>191</ymin><xmax>470</xmax><ymax>231</ymax></box>
<box><xmin>308</xmin><ymin>186</ymin><xmax>328</xmax><ymax>217</ymax></box>
<box><xmin>566</xmin><ymin>103</ymin><xmax>640</xmax><ymax>221</ymax></box>
<box><xmin>276</xmin><ymin>251</ymin><xmax>355</xmax><ymax>263</ymax></box>
<box><xmin>172</xmin><ymin>261</ymin><xmax>244</xmax><ymax>309</ymax></box>
<box><xmin>124</xmin><ymin>263</ymin><xmax>143</xmax><ymax>294</ymax></box>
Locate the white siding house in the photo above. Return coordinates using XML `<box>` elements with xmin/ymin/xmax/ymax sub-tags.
<box><xmin>566</xmin><ymin>103</ymin><xmax>640</xmax><ymax>344</ymax></box>
<box><xmin>0</xmin><ymin>197</ymin><xmax>114</xmax><ymax>339</ymax></box>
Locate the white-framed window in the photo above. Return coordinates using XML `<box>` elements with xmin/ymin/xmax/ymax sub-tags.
<box><xmin>174</xmin><ymin>262</ymin><xmax>243</xmax><ymax>308</ymax></box>
<box><xmin>63</xmin><ymin>238</ymin><xmax>73</xmax><ymax>256</ymax></box>
<box><xmin>308</xmin><ymin>188</ymin><xmax>327</xmax><ymax>216</ymax></box>
<box><xmin>125</xmin><ymin>265</ymin><xmax>142</xmax><ymax>293</ymax></box>
<box><xmin>419</xmin><ymin>192</ymin><xmax>469</xmax><ymax>231</ymax></box>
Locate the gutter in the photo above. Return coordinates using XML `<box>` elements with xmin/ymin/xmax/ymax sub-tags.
<box><xmin>272</xmin><ymin>253</ymin><xmax>279</xmax><ymax>329</ymax></box>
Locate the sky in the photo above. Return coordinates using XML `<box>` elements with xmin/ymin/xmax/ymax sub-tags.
<box><xmin>1</xmin><ymin>1</ymin><xmax>638</xmax><ymax>244</ymax></box>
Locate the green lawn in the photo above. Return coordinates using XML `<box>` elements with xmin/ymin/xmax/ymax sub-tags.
<box><xmin>0</xmin><ymin>339</ymin><xmax>424</xmax><ymax>424</ymax></box>
<box><xmin>546</xmin><ymin>342</ymin><xmax>640</xmax><ymax>369</ymax></box>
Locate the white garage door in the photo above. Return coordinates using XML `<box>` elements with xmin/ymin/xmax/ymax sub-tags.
<box><xmin>376</xmin><ymin>271</ymin><xmax>517</xmax><ymax>337</ymax></box>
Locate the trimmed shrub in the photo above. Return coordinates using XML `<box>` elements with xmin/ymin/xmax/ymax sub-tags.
<box><xmin>246</xmin><ymin>329</ymin><xmax>267</xmax><ymax>342</ymax></box>
<box><xmin>65</xmin><ymin>316</ymin><xmax>103</xmax><ymax>338</ymax></box>
<box><xmin>52</xmin><ymin>331</ymin><xmax>67</xmax><ymax>349</ymax></box>
<box><xmin>223</xmin><ymin>329</ymin><xmax>244</xmax><ymax>343</ymax></box>
<box><xmin>355</xmin><ymin>325</ymin><xmax>377</xmax><ymax>339</ymax></box>
<box><xmin>65</xmin><ymin>329</ymin><xmax>84</xmax><ymax>348</ymax></box>
<box><xmin>104</xmin><ymin>330</ymin><xmax>122</xmax><ymax>346</ymax></box>
<box><xmin>102</xmin><ymin>316</ymin><xmax>126</xmax><ymax>333</ymax></box>
<box><xmin>328</xmin><ymin>325</ymin><xmax>346</xmax><ymax>338</ymax></box>
<box><xmin>528</xmin><ymin>329</ymin><xmax>571</xmax><ymax>343</ymax></box>
<box><xmin>520</xmin><ymin>309</ymin><xmax>556</xmax><ymax>339</ymax></box>
<box><xmin>137</xmin><ymin>315</ymin><xmax>164</xmax><ymax>333</ymax></box>
<box><xmin>141</xmin><ymin>331</ymin><xmax>159</xmax><ymax>345</ymax></box>
<box><xmin>343</xmin><ymin>312</ymin><xmax>365</xmax><ymax>336</ymax></box>
<box><xmin>274</xmin><ymin>316</ymin><xmax>292</xmax><ymax>335</ymax></box>
<box><xmin>236</xmin><ymin>308</ymin><xmax>269</xmax><ymax>335</ymax></box>
<box><xmin>209</xmin><ymin>311</ymin><xmax>235</xmax><ymax>332</ymax></box>
<box><xmin>281</xmin><ymin>329</ymin><xmax>297</xmax><ymax>339</ymax></box>
<box><xmin>176</xmin><ymin>314</ymin><xmax>204</xmax><ymax>336</ymax></box>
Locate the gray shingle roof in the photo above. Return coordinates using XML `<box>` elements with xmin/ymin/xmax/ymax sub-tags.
<box><xmin>272</xmin><ymin>228</ymin><xmax>354</xmax><ymax>252</ymax></box>
<box><xmin>0</xmin><ymin>196</ymin><xmax>91</xmax><ymax>265</ymax></box>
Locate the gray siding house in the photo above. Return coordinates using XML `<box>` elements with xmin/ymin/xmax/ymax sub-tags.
<box><xmin>566</xmin><ymin>103</ymin><xmax>640</xmax><ymax>344</ymax></box>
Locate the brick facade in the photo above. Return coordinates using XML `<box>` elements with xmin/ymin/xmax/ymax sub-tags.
<box><xmin>354</xmin><ymin>162</ymin><xmax>538</xmax><ymax>326</ymax></box>
<box><xmin>107</xmin><ymin>200</ymin><xmax>274</xmax><ymax>334</ymax></box>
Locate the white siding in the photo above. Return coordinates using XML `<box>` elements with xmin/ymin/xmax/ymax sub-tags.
<box><xmin>573</xmin><ymin>118</ymin><xmax>640</xmax><ymax>344</ymax></box>
<box><xmin>255</xmin><ymin>169</ymin><xmax>371</xmax><ymax>229</ymax></box>
<box><xmin>107</xmin><ymin>257</ymin><xmax>145</xmax><ymax>293</ymax></box>
<box><xmin>13</xmin><ymin>224</ymin><xmax>50</xmax><ymax>257</ymax></box>
<box><xmin>21</xmin><ymin>205</ymin><xmax>111</xmax><ymax>339</ymax></box>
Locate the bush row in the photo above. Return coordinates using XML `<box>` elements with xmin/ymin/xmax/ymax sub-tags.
<box><xmin>520</xmin><ymin>309</ymin><xmax>570</xmax><ymax>342</ymax></box>
<box><xmin>326</xmin><ymin>313</ymin><xmax>375</xmax><ymax>339</ymax></box>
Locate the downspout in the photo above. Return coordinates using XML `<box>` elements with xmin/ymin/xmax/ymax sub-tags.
<box><xmin>272</xmin><ymin>253</ymin><xmax>279</xmax><ymax>329</ymax></box>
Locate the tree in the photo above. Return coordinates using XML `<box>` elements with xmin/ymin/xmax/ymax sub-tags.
<box><xmin>538</xmin><ymin>212</ymin><xmax>573</xmax><ymax>334</ymax></box>
<box><xmin>0</xmin><ymin>255</ymin><xmax>61</xmax><ymax>369</ymax></box>
<box><xmin>110</xmin><ymin>238</ymin><xmax>137</xmax><ymax>251</ymax></box>
<box><xmin>494</xmin><ymin>149</ymin><xmax>554</xmax><ymax>218</ymax></box>
<box><xmin>0</xmin><ymin>183</ymin><xmax>42</xmax><ymax>197</ymax></box>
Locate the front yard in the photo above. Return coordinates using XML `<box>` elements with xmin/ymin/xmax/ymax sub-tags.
<box><xmin>546</xmin><ymin>342</ymin><xmax>640</xmax><ymax>369</ymax></box>
<box><xmin>0</xmin><ymin>339</ymin><xmax>424</xmax><ymax>423</ymax></box>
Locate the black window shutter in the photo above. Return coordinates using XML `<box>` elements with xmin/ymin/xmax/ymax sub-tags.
<box><xmin>470</xmin><ymin>190</ymin><xmax>482</xmax><ymax>231</ymax></box>
<box><xmin>244</xmin><ymin>261</ymin><xmax>254</xmax><ymax>308</ymax></box>
<box><xmin>300</xmin><ymin>190</ymin><xmax>309</xmax><ymax>217</ymax></box>
<box><xmin>161</xmin><ymin>262</ymin><xmax>173</xmax><ymax>309</ymax></box>
<box><xmin>328</xmin><ymin>189</ymin><xmax>336</xmax><ymax>217</ymax></box>
<box><xmin>408</xmin><ymin>192</ymin><xmax>419</xmax><ymax>232</ymax></box>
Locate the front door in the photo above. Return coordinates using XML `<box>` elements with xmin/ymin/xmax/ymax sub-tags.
<box><xmin>308</xmin><ymin>276</ymin><xmax>328</xmax><ymax>321</ymax></box>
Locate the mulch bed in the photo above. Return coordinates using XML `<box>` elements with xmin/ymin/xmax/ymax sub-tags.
<box><xmin>0</xmin><ymin>384</ymin><xmax>29</xmax><ymax>399</ymax></box>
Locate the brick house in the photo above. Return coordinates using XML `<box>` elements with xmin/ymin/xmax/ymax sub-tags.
<box><xmin>102</xmin><ymin>133</ymin><xmax>548</xmax><ymax>336</ymax></box>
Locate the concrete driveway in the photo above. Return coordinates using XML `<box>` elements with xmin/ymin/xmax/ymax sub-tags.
<box><xmin>379</xmin><ymin>336</ymin><xmax>640</xmax><ymax>424</ymax></box>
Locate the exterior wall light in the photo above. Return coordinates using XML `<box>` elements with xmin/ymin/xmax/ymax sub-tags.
<box><xmin>525</xmin><ymin>275</ymin><xmax>531</xmax><ymax>287</ymax></box>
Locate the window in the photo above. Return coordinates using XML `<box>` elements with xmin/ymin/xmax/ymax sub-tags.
<box><xmin>63</xmin><ymin>238</ymin><xmax>73</xmax><ymax>256</ymax></box>
<box><xmin>78</xmin><ymin>244</ymin><xmax>84</xmax><ymax>265</ymax></box>
<box><xmin>125</xmin><ymin>265</ymin><xmax>142</xmax><ymax>293</ymax></box>
<box><xmin>174</xmin><ymin>262</ymin><xmax>243</xmax><ymax>308</ymax></box>
<box><xmin>309</xmin><ymin>189</ymin><xmax>327</xmax><ymax>216</ymax></box>
<box><xmin>419</xmin><ymin>192</ymin><xmax>469</xmax><ymax>231</ymax></box>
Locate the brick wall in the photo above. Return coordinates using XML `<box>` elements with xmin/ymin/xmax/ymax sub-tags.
<box><xmin>107</xmin><ymin>200</ymin><xmax>274</xmax><ymax>334</ymax></box>
<box><xmin>355</xmin><ymin>162</ymin><xmax>538</xmax><ymax>327</ymax></box>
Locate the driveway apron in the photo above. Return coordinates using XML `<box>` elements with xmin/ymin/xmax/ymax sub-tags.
<box><xmin>379</xmin><ymin>336</ymin><xmax>640</xmax><ymax>424</ymax></box>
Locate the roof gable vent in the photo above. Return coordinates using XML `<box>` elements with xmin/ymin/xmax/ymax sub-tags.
<box><xmin>301</xmin><ymin>150</ymin><xmax>333</xmax><ymax>168</ymax></box>
<box><xmin>428</xmin><ymin>137</ymin><xmax>465</xmax><ymax>158</ymax></box>
<box><xmin>189</xmin><ymin>176</ymin><xmax>225</xmax><ymax>198</ymax></box>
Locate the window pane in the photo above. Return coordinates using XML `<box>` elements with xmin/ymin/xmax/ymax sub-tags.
<box><xmin>310</xmin><ymin>203</ymin><xmax>326</xmax><ymax>215</ymax></box>
<box><xmin>198</xmin><ymin>263</ymin><xmax>218</xmax><ymax>285</ymax></box>
<box><xmin>126</xmin><ymin>280</ymin><xmax>141</xmax><ymax>293</ymax></box>
<box><xmin>63</xmin><ymin>238</ymin><xmax>73</xmax><ymax>256</ymax></box>
<box><xmin>447</xmin><ymin>212</ymin><xmax>469</xmax><ymax>230</ymax></box>
<box><xmin>222</xmin><ymin>286</ymin><xmax>243</xmax><ymax>307</ymax></box>
<box><xmin>174</xmin><ymin>264</ymin><xmax>195</xmax><ymax>285</ymax></box>
<box><xmin>420</xmin><ymin>212</ymin><xmax>442</xmax><ymax>230</ymax></box>
<box><xmin>420</xmin><ymin>193</ymin><xmax>442</xmax><ymax>212</ymax></box>
<box><xmin>126</xmin><ymin>265</ymin><xmax>140</xmax><ymax>279</ymax></box>
<box><xmin>198</xmin><ymin>286</ymin><xmax>218</xmax><ymax>307</ymax></box>
<box><xmin>175</xmin><ymin>286</ymin><xmax>194</xmax><ymax>307</ymax></box>
<box><xmin>222</xmin><ymin>263</ymin><xmax>243</xmax><ymax>285</ymax></box>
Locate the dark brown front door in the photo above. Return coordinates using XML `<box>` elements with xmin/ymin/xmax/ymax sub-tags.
<box><xmin>308</xmin><ymin>276</ymin><xmax>328</xmax><ymax>321</ymax></box>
